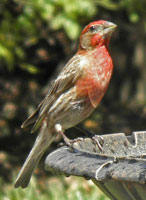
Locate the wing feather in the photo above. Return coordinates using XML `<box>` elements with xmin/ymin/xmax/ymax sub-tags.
<box><xmin>22</xmin><ymin>54</ymin><xmax>84</xmax><ymax>132</ymax></box>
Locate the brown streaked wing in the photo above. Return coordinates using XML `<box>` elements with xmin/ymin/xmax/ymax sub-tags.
<box><xmin>31</xmin><ymin>54</ymin><xmax>84</xmax><ymax>132</ymax></box>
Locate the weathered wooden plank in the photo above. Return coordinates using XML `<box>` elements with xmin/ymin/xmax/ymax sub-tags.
<box><xmin>45</xmin><ymin>131</ymin><xmax>146</xmax><ymax>200</ymax></box>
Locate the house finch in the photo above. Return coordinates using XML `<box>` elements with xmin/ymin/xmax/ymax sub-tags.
<box><xmin>15</xmin><ymin>20</ymin><xmax>117</xmax><ymax>188</ymax></box>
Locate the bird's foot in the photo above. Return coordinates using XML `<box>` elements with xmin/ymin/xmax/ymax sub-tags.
<box><xmin>55</xmin><ymin>124</ymin><xmax>83</xmax><ymax>147</ymax></box>
<box><xmin>63</xmin><ymin>137</ymin><xmax>84</xmax><ymax>148</ymax></box>
<box><xmin>68</xmin><ymin>137</ymin><xmax>84</xmax><ymax>144</ymax></box>
<box><xmin>92</xmin><ymin>135</ymin><xmax>104</xmax><ymax>151</ymax></box>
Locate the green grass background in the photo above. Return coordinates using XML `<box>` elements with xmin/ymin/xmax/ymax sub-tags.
<box><xmin>0</xmin><ymin>175</ymin><xmax>110</xmax><ymax>200</ymax></box>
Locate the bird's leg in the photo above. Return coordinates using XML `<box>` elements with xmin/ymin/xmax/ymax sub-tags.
<box><xmin>55</xmin><ymin>124</ymin><xmax>83</xmax><ymax>147</ymax></box>
<box><xmin>92</xmin><ymin>135</ymin><xmax>104</xmax><ymax>151</ymax></box>
<box><xmin>75</xmin><ymin>125</ymin><xmax>104</xmax><ymax>151</ymax></box>
<box><xmin>55</xmin><ymin>124</ymin><xmax>71</xmax><ymax>146</ymax></box>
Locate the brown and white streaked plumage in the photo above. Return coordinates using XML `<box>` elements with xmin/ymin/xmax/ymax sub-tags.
<box><xmin>15</xmin><ymin>20</ymin><xmax>117</xmax><ymax>188</ymax></box>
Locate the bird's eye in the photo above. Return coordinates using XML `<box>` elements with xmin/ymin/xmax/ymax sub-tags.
<box><xmin>89</xmin><ymin>25</ymin><xmax>103</xmax><ymax>33</ymax></box>
<box><xmin>89</xmin><ymin>25</ymin><xmax>96</xmax><ymax>32</ymax></box>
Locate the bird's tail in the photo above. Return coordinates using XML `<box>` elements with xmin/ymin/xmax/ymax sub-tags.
<box><xmin>14</xmin><ymin>122</ymin><xmax>55</xmax><ymax>188</ymax></box>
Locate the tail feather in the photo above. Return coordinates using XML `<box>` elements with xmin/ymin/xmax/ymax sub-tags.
<box><xmin>15</xmin><ymin>122</ymin><xmax>55</xmax><ymax>188</ymax></box>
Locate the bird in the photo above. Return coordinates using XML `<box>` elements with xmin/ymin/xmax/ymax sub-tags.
<box><xmin>14</xmin><ymin>20</ymin><xmax>117</xmax><ymax>188</ymax></box>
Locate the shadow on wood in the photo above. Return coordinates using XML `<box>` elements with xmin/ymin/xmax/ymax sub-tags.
<box><xmin>45</xmin><ymin>131</ymin><xmax>146</xmax><ymax>200</ymax></box>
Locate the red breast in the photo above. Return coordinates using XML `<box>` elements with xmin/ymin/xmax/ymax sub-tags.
<box><xmin>76</xmin><ymin>46</ymin><xmax>113</xmax><ymax>108</ymax></box>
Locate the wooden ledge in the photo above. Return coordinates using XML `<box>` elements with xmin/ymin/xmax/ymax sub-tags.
<box><xmin>45</xmin><ymin>131</ymin><xmax>146</xmax><ymax>200</ymax></box>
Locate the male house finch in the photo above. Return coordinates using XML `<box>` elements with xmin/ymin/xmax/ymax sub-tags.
<box><xmin>15</xmin><ymin>20</ymin><xmax>117</xmax><ymax>188</ymax></box>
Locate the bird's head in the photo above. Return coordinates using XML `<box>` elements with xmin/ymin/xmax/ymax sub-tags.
<box><xmin>79</xmin><ymin>20</ymin><xmax>117</xmax><ymax>50</ymax></box>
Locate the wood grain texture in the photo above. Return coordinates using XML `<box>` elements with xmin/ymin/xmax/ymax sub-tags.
<box><xmin>45</xmin><ymin>131</ymin><xmax>146</xmax><ymax>200</ymax></box>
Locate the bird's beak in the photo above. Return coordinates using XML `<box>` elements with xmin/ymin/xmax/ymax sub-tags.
<box><xmin>103</xmin><ymin>21</ymin><xmax>117</xmax><ymax>36</ymax></box>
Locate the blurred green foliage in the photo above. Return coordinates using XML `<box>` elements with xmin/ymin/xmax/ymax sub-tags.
<box><xmin>0</xmin><ymin>0</ymin><xmax>146</xmax><ymax>72</ymax></box>
<box><xmin>0</xmin><ymin>176</ymin><xmax>110</xmax><ymax>200</ymax></box>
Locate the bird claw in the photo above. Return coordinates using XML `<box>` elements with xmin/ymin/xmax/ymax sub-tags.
<box><xmin>55</xmin><ymin>124</ymin><xmax>84</xmax><ymax>148</ymax></box>
<box><xmin>63</xmin><ymin>137</ymin><xmax>84</xmax><ymax>148</ymax></box>
<box><xmin>55</xmin><ymin>123</ymin><xmax>104</xmax><ymax>151</ymax></box>
<box><xmin>92</xmin><ymin>135</ymin><xmax>104</xmax><ymax>151</ymax></box>
<box><xmin>69</xmin><ymin>137</ymin><xmax>84</xmax><ymax>144</ymax></box>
